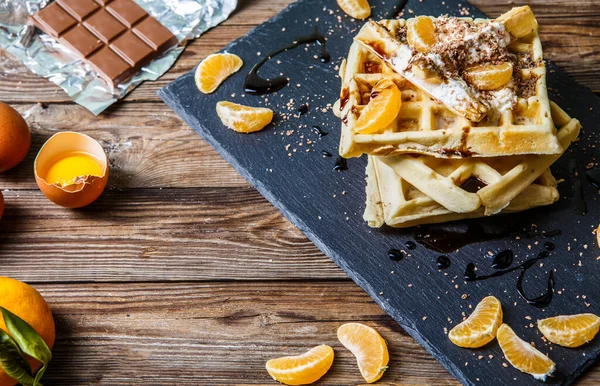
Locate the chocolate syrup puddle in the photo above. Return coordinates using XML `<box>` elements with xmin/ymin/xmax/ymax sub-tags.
<box><xmin>333</xmin><ymin>156</ymin><xmax>347</xmax><ymax>171</ymax></box>
<box><xmin>312</xmin><ymin>125</ymin><xmax>328</xmax><ymax>137</ymax></box>
<box><xmin>415</xmin><ymin>224</ymin><xmax>562</xmax><ymax>254</ymax></box>
<box><xmin>569</xmin><ymin>159</ymin><xmax>587</xmax><ymax>215</ymax></box>
<box><xmin>415</xmin><ymin>224</ymin><xmax>509</xmax><ymax>254</ymax></box>
<box><xmin>459</xmin><ymin>177</ymin><xmax>487</xmax><ymax>193</ymax></box>
<box><xmin>491</xmin><ymin>249</ymin><xmax>514</xmax><ymax>270</ymax></box>
<box><xmin>437</xmin><ymin>255</ymin><xmax>451</xmax><ymax>270</ymax></box>
<box><xmin>587</xmin><ymin>166</ymin><xmax>600</xmax><ymax>189</ymax></box>
<box><xmin>388</xmin><ymin>249</ymin><xmax>404</xmax><ymax>261</ymax></box>
<box><xmin>244</xmin><ymin>27</ymin><xmax>330</xmax><ymax>95</ymax></box>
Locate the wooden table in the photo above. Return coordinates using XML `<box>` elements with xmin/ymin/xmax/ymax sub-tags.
<box><xmin>0</xmin><ymin>0</ymin><xmax>598</xmax><ymax>384</ymax></box>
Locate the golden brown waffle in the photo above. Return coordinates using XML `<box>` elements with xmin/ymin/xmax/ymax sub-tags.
<box><xmin>337</xmin><ymin>17</ymin><xmax>561</xmax><ymax>159</ymax></box>
<box><xmin>364</xmin><ymin>102</ymin><xmax>580</xmax><ymax>228</ymax></box>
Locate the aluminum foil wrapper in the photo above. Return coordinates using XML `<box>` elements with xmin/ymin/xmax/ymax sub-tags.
<box><xmin>0</xmin><ymin>0</ymin><xmax>237</xmax><ymax>115</ymax></box>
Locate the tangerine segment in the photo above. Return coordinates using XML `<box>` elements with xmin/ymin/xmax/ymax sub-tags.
<box><xmin>195</xmin><ymin>53</ymin><xmax>243</xmax><ymax>94</ymax></box>
<box><xmin>496</xmin><ymin>6</ymin><xmax>538</xmax><ymax>39</ymax></box>
<box><xmin>216</xmin><ymin>101</ymin><xmax>273</xmax><ymax>133</ymax></box>
<box><xmin>355</xmin><ymin>78</ymin><xmax>401</xmax><ymax>134</ymax></box>
<box><xmin>336</xmin><ymin>0</ymin><xmax>371</xmax><ymax>20</ymax></box>
<box><xmin>497</xmin><ymin>323</ymin><xmax>555</xmax><ymax>381</ymax></box>
<box><xmin>265</xmin><ymin>345</ymin><xmax>334</xmax><ymax>385</ymax></box>
<box><xmin>448</xmin><ymin>296</ymin><xmax>502</xmax><ymax>348</ymax></box>
<box><xmin>464</xmin><ymin>62</ymin><xmax>513</xmax><ymax>91</ymax></box>
<box><xmin>538</xmin><ymin>313</ymin><xmax>600</xmax><ymax>348</ymax></box>
<box><xmin>407</xmin><ymin>16</ymin><xmax>436</xmax><ymax>53</ymax></box>
<box><xmin>337</xmin><ymin>323</ymin><xmax>389</xmax><ymax>383</ymax></box>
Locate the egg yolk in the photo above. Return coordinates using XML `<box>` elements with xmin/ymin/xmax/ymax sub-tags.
<box><xmin>45</xmin><ymin>153</ymin><xmax>104</xmax><ymax>187</ymax></box>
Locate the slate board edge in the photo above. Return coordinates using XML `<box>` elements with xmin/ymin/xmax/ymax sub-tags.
<box><xmin>158</xmin><ymin>0</ymin><xmax>599</xmax><ymax>384</ymax></box>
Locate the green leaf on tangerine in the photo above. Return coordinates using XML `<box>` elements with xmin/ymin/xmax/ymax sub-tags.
<box><xmin>0</xmin><ymin>329</ymin><xmax>36</xmax><ymax>386</ymax></box>
<box><xmin>1</xmin><ymin>307</ymin><xmax>52</xmax><ymax>386</ymax></box>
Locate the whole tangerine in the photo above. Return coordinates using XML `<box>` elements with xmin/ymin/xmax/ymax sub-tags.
<box><xmin>0</xmin><ymin>102</ymin><xmax>30</xmax><ymax>172</ymax></box>
<box><xmin>0</xmin><ymin>277</ymin><xmax>55</xmax><ymax>386</ymax></box>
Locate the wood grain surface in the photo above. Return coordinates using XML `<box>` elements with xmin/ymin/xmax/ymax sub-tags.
<box><xmin>0</xmin><ymin>0</ymin><xmax>598</xmax><ymax>384</ymax></box>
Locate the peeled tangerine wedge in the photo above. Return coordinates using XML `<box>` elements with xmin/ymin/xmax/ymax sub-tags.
<box><xmin>538</xmin><ymin>313</ymin><xmax>600</xmax><ymax>348</ymax></box>
<box><xmin>355</xmin><ymin>78</ymin><xmax>401</xmax><ymax>134</ymax></box>
<box><xmin>497</xmin><ymin>324</ymin><xmax>555</xmax><ymax>381</ymax></box>
<box><xmin>448</xmin><ymin>296</ymin><xmax>502</xmax><ymax>348</ymax></box>
<box><xmin>464</xmin><ymin>62</ymin><xmax>513</xmax><ymax>91</ymax></box>
<box><xmin>216</xmin><ymin>101</ymin><xmax>273</xmax><ymax>133</ymax></box>
<box><xmin>195</xmin><ymin>53</ymin><xmax>243</xmax><ymax>94</ymax></box>
<box><xmin>337</xmin><ymin>323</ymin><xmax>389</xmax><ymax>383</ymax></box>
<box><xmin>407</xmin><ymin>16</ymin><xmax>436</xmax><ymax>53</ymax></box>
<box><xmin>265</xmin><ymin>345</ymin><xmax>334</xmax><ymax>385</ymax></box>
<box><xmin>336</xmin><ymin>0</ymin><xmax>371</xmax><ymax>20</ymax></box>
<box><xmin>496</xmin><ymin>6</ymin><xmax>538</xmax><ymax>39</ymax></box>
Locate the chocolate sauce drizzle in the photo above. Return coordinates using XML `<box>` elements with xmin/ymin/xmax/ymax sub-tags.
<box><xmin>244</xmin><ymin>27</ymin><xmax>330</xmax><ymax>95</ymax></box>
<box><xmin>491</xmin><ymin>249</ymin><xmax>514</xmax><ymax>270</ymax></box>
<box><xmin>465</xmin><ymin>250</ymin><xmax>555</xmax><ymax>308</ymax></box>
<box><xmin>405</xmin><ymin>241</ymin><xmax>416</xmax><ymax>250</ymax></box>
<box><xmin>388</xmin><ymin>249</ymin><xmax>404</xmax><ymax>261</ymax></box>
<box><xmin>437</xmin><ymin>255</ymin><xmax>451</xmax><ymax>270</ymax></box>
<box><xmin>312</xmin><ymin>125</ymin><xmax>328</xmax><ymax>137</ymax></box>
<box><xmin>333</xmin><ymin>156</ymin><xmax>347</xmax><ymax>171</ymax></box>
<box><xmin>459</xmin><ymin>177</ymin><xmax>488</xmax><ymax>193</ymax></box>
<box><xmin>297</xmin><ymin>103</ymin><xmax>309</xmax><ymax>115</ymax></box>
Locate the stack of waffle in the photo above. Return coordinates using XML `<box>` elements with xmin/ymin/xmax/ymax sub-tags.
<box><xmin>334</xmin><ymin>7</ymin><xmax>581</xmax><ymax>228</ymax></box>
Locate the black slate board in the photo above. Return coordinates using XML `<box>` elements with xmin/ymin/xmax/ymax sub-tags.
<box><xmin>159</xmin><ymin>1</ymin><xmax>600</xmax><ymax>384</ymax></box>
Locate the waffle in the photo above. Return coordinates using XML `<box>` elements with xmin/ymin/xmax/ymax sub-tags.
<box><xmin>337</xmin><ymin>16</ymin><xmax>561</xmax><ymax>159</ymax></box>
<box><xmin>364</xmin><ymin>102</ymin><xmax>580</xmax><ymax>228</ymax></box>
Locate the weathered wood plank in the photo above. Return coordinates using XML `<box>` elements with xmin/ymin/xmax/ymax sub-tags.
<box><xmin>31</xmin><ymin>281</ymin><xmax>600</xmax><ymax>384</ymax></box>
<box><xmin>1</xmin><ymin>103</ymin><xmax>247</xmax><ymax>189</ymax></box>
<box><xmin>0</xmin><ymin>0</ymin><xmax>598</xmax><ymax>105</ymax></box>
<box><xmin>0</xmin><ymin>188</ymin><xmax>344</xmax><ymax>282</ymax></box>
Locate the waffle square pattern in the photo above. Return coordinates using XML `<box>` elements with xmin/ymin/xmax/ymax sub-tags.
<box><xmin>333</xmin><ymin>7</ymin><xmax>581</xmax><ymax>228</ymax></box>
<box><xmin>337</xmin><ymin>14</ymin><xmax>560</xmax><ymax>159</ymax></box>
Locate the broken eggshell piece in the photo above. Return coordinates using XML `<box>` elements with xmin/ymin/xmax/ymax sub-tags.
<box><xmin>34</xmin><ymin>132</ymin><xmax>108</xmax><ymax>208</ymax></box>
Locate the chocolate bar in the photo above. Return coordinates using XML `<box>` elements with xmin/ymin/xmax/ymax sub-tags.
<box><xmin>31</xmin><ymin>0</ymin><xmax>178</xmax><ymax>87</ymax></box>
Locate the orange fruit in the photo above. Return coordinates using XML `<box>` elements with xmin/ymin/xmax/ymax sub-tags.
<box><xmin>497</xmin><ymin>323</ymin><xmax>555</xmax><ymax>381</ymax></box>
<box><xmin>448</xmin><ymin>296</ymin><xmax>502</xmax><ymax>348</ymax></box>
<box><xmin>216</xmin><ymin>101</ymin><xmax>273</xmax><ymax>133</ymax></box>
<box><xmin>195</xmin><ymin>53</ymin><xmax>243</xmax><ymax>94</ymax></box>
<box><xmin>496</xmin><ymin>6</ymin><xmax>538</xmax><ymax>39</ymax></box>
<box><xmin>336</xmin><ymin>0</ymin><xmax>371</xmax><ymax>20</ymax></box>
<box><xmin>407</xmin><ymin>16</ymin><xmax>436</xmax><ymax>53</ymax></box>
<box><xmin>0</xmin><ymin>277</ymin><xmax>55</xmax><ymax>386</ymax></box>
<box><xmin>355</xmin><ymin>78</ymin><xmax>401</xmax><ymax>134</ymax></box>
<box><xmin>0</xmin><ymin>102</ymin><xmax>30</xmax><ymax>173</ymax></box>
<box><xmin>337</xmin><ymin>323</ymin><xmax>389</xmax><ymax>383</ymax></box>
<box><xmin>265</xmin><ymin>345</ymin><xmax>334</xmax><ymax>385</ymax></box>
<box><xmin>464</xmin><ymin>62</ymin><xmax>513</xmax><ymax>91</ymax></box>
<box><xmin>538</xmin><ymin>313</ymin><xmax>600</xmax><ymax>348</ymax></box>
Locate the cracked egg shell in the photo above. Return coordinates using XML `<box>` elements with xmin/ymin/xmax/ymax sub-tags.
<box><xmin>34</xmin><ymin>132</ymin><xmax>108</xmax><ymax>208</ymax></box>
